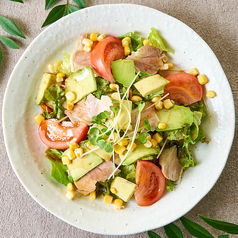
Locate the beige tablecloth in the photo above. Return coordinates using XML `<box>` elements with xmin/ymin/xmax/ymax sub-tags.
<box><xmin>0</xmin><ymin>0</ymin><xmax>237</xmax><ymax>237</ymax></box>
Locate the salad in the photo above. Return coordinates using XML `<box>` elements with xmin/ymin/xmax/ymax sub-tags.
<box><xmin>34</xmin><ymin>27</ymin><xmax>216</xmax><ymax>209</ymax></box>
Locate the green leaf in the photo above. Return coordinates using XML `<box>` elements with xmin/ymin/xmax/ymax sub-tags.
<box><xmin>9</xmin><ymin>0</ymin><xmax>24</xmax><ymax>3</ymax></box>
<box><xmin>104</xmin><ymin>142</ymin><xmax>113</xmax><ymax>153</ymax></box>
<box><xmin>0</xmin><ymin>48</ymin><xmax>2</xmax><ymax>65</ymax></box>
<box><xmin>42</xmin><ymin>5</ymin><xmax>66</xmax><ymax>27</ymax></box>
<box><xmin>218</xmin><ymin>235</ymin><xmax>229</xmax><ymax>238</ymax></box>
<box><xmin>166</xmin><ymin>181</ymin><xmax>176</xmax><ymax>191</ymax></box>
<box><xmin>98</xmin><ymin>139</ymin><xmax>107</xmax><ymax>149</ymax></box>
<box><xmin>0</xmin><ymin>16</ymin><xmax>25</xmax><ymax>38</ymax></box>
<box><xmin>73</xmin><ymin>0</ymin><xmax>86</xmax><ymax>8</ymax></box>
<box><xmin>67</xmin><ymin>5</ymin><xmax>80</xmax><ymax>13</ymax></box>
<box><xmin>147</xmin><ymin>231</ymin><xmax>162</xmax><ymax>238</ymax></box>
<box><xmin>164</xmin><ymin>223</ymin><xmax>183</xmax><ymax>238</ymax></box>
<box><xmin>138</xmin><ymin>132</ymin><xmax>147</xmax><ymax>144</ymax></box>
<box><xmin>180</xmin><ymin>217</ymin><xmax>214</xmax><ymax>238</ymax></box>
<box><xmin>45</xmin><ymin>0</ymin><xmax>59</xmax><ymax>10</ymax></box>
<box><xmin>198</xmin><ymin>215</ymin><xmax>238</xmax><ymax>234</ymax></box>
<box><xmin>144</xmin><ymin>118</ymin><xmax>151</xmax><ymax>130</ymax></box>
<box><xmin>0</xmin><ymin>36</ymin><xmax>19</xmax><ymax>49</ymax></box>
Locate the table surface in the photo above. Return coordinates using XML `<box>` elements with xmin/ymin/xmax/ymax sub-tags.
<box><xmin>0</xmin><ymin>1</ymin><xmax>237</xmax><ymax>237</ymax></box>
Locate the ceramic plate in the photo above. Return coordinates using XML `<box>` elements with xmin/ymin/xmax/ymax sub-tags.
<box><xmin>2</xmin><ymin>4</ymin><xmax>235</xmax><ymax>235</ymax></box>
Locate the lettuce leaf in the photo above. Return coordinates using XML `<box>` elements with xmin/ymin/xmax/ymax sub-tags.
<box><xmin>120</xmin><ymin>164</ymin><xmax>136</xmax><ymax>183</ymax></box>
<box><xmin>118</xmin><ymin>31</ymin><xmax>143</xmax><ymax>51</ymax></box>
<box><xmin>57</xmin><ymin>51</ymin><xmax>71</xmax><ymax>75</ymax></box>
<box><xmin>93</xmin><ymin>77</ymin><xmax>114</xmax><ymax>99</ymax></box>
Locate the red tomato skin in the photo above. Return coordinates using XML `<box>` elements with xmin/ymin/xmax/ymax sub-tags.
<box><xmin>38</xmin><ymin>119</ymin><xmax>88</xmax><ymax>149</ymax></box>
<box><xmin>90</xmin><ymin>36</ymin><xmax>125</xmax><ymax>83</ymax></box>
<box><xmin>164</xmin><ymin>72</ymin><xmax>203</xmax><ymax>106</ymax></box>
<box><xmin>135</xmin><ymin>160</ymin><xmax>165</xmax><ymax>207</ymax></box>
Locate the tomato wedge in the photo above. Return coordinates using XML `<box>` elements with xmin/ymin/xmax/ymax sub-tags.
<box><xmin>38</xmin><ymin>119</ymin><xmax>88</xmax><ymax>149</ymax></box>
<box><xmin>90</xmin><ymin>36</ymin><xmax>125</xmax><ymax>83</ymax></box>
<box><xmin>164</xmin><ymin>72</ymin><xmax>203</xmax><ymax>106</ymax></box>
<box><xmin>135</xmin><ymin>160</ymin><xmax>165</xmax><ymax>206</ymax></box>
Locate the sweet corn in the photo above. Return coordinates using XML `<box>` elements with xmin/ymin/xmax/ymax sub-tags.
<box><xmin>127</xmin><ymin>142</ymin><xmax>137</xmax><ymax>152</ymax></box>
<box><xmin>110</xmin><ymin>187</ymin><xmax>117</xmax><ymax>194</ymax></box>
<box><xmin>90</xmin><ymin>191</ymin><xmax>96</xmax><ymax>200</ymax></box>
<box><xmin>67</xmin><ymin>149</ymin><xmax>76</xmax><ymax>160</ymax></box>
<box><xmin>66</xmin><ymin>91</ymin><xmax>76</xmax><ymax>102</ymax></box>
<box><xmin>56</xmin><ymin>72</ymin><xmax>65</xmax><ymax>78</ymax></box>
<box><xmin>122</xmin><ymin>37</ymin><xmax>131</xmax><ymax>47</ymax></box>
<box><xmin>110</xmin><ymin>83</ymin><xmax>119</xmax><ymax>91</ymax></box>
<box><xmin>103</xmin><ymin>194</ymin><xmax>113</xmax><ymax>204</ymax></box>
<box><xmin>151</xmin><ymin>96</ymin><xmax>161</xmax><ymax>103</ymax></box>
<box><xmin>206</xmin><ymin>90</ymin><xmax>216</xmax><ymax>98</ymax></box>
<box><xmin>146</xmin><ymin>133</ymin><xmax>151</xmax><ymax>141</ymax></box>
<box><xmin>66</xmin><ymin>190</ymin><xmax>75</xmax><ymax>200</ymax></box>
<box><xmin>48</xmin><ymin>64</ymin><xmax>55</xmax><ymax>73</ymax></box>
<box><xmin>197</xmin><ymin>74</ymin><xmax>209</xmax><ymax>85</ymax></box>
<box><xmin>52</xmin><ymin>61</ymin><xmax>62</xmax><ymax>73</ymax></box>
<box><xmin>111</xmin><ymin>92</ymin><xmax>120</xmax><ymax>100</ymax></box>
<box><xmin>62</xmin><ymin>155</ymin><xmax>71</xmax><ymax>165</ymax></box>
<box><xmin>74</xmin><ymin>148</ymin><xmax>84</xmax><ymax>157</ymax></box>
<box><xmin>114</xmin><ymin>144</ymin><xmax>126</xmax><ymax>155</ymax></box>
<box><xmin>83</xmin><ymin>45</ymin><xmax>91</xmax><ymax>52</ymax></box>
<box><xmin>163</xmin><ymin>99</ymin><xmax>173</xmax><ymax>109</ymax></box>
<box><xmin>97</xmin><ymin>34</ymin><xmax>106</xmax><ymax>41</ymax></box>
<box><xmin>82</xmin><ymin>38</ymin><xmax>93</xmax><ymax>47</ymax></box>
<box><xmin>144</xmin><ymin>140</ymin><xmax>152</xmax><ymax>148</ymax></box>
<box><xmin>118</xmin><ymin>139</ymin><xmax>128</xmax><ymax>147</ymax></box>
<box><xmin>167</xmin><ymin>62</ymin><xmax>174</xmax><ymax>69</ymax></box>
<box><xmin>114</xmin><ymin>199</ymin><xmax>124</xmax><ymax>210</ymax></box>
<box><xmin>131</xmin><ymin>95</ymin><xmax>142</xmax><ymax>103</ymax></box>
<box><xmin>158</xmin><ymin>122</ymin><xmax>166</xmax><ymax>130</ymax></box>
<box><xmin>67</xmin><ymin>102</ymin><xmax>74</xmax><ymax>111</ymax></box>
<box><xmin>90</xmin><ymin>33</ymin><xmax>98</xmax><ymax>41</ymax></box>
<box><xmin>151</xmin><ymin>139</ymin><xmax>158</xmax><ymax>147</ymax></box>
<box><xmin>67</xmin><ymin>183</ymin><xmax>75</xmax><ymax>191</ymax></box>
<box><xmin>69</xmin><ymin>142</ymin><xmax>79</xmax><ymax>151</ymax></box>
<box><xmin>124</xmin><ymin>46</ymin><xmax>130</xmax><ymax>56</ymax></box>
<box><xmin>83</xmin><ymin>193</ymin><xmax>89</xmax><ymax>196</ymax></box>
<box><xmin>34</xmin><ymin>113</ymin><xmax>45</xmax><ymax>124</ymax></box>
<box><xmin>189</xmin><ymin>68</ymin><xmax>199</xmax><ymax>76</ymax></box>
<box><xmin>153</xmin><ymin>133</ymin><xmax>163</xmax><ymax>143</ymax></box>
<box><xmin>56</xmin><ymin>77</ymin><xmax>64</xmax><ymax>83</ymax></box>
<box><xmin>155</xmin><ymin>101</ymin><xmax>163</xmax><ymax>110</ymax></box>
<box><xmin>143</xmin><ymin>39</ymin><xmax>150</xmax><ymax>46</ymax></box>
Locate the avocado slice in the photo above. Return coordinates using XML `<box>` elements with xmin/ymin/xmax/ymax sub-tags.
<box><xmin>35</xmin><ymin>73</ymin><xmax>56</xmax><ymax>105</ymax></box>
<box><xmin>111</xmin><ymin>59</ymin><xmax>135</xmax><ymax>87</ymax></box>
<box><xmin>65</xmin><ymin>66</ymin><xmax>97</xmax><ymax>104</ymax></box>
<box><xmin>117</xmin><ymin>100</ymin><xmax>132</xmax><ymax>130</ymax></box>
<box><xmin>156</xmin><ymin>105</ymin><xmax>194</xmax><ymax>131</ymax></box>
<box><xmin>134</xmin><ymin>74</ymin><xmax>169</xmax><ymax>97</ymax></box>
<box><xmin>122</xmin><ymin>143</ymin><xmax>159</xmax><ymax>166</ymax></box>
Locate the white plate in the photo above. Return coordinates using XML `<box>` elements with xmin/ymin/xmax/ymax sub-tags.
<box><xmin>2</xmin><ymin>4</ymin><xmax>235</xmax><ymax>235</ymax></box>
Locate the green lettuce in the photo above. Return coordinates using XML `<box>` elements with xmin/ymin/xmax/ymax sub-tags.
<box><xmin>118</xmin><ymin>31</ymin><xmax>143</xmax><ymax>51</ymax></box>
<box><xmin>93</xmin><ymin>77</ymin><xmax>114</xmax><ymax>99</ymax></box>
<box><xmin>57</xmin><ymin>51</ymin><xmax>71</xmax><ymax>75</ymax></box>
<box><xmin>120</xmin><ymin>164</ymin><xmax>136</xmax><ymax>183</ymax></box>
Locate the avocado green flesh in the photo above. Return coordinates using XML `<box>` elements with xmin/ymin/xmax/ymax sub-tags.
<box><xmin>65</xmin><ymin>66</ymin><xmax>97</xmax><ymax>104</ymax></box>
<box><xmin>156</xmin><ymin>105</ymin><xmax>194</xmax><ymax>131</ymax></box>
<box><xmin>111</xmin><ymin>59</ymin><xmax>135</xmax><ymax>87</ymax></box>
<box><xmin>122</xmin><ymin>143</ymin><xmax>159</xmax><ymax>165</ymax></box>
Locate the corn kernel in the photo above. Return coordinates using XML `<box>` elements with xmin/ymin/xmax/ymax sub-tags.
<box><xmin>74</xmin><ymin>148</ymin><xmax>84</xmax><ymax>157</ymax></box>
<box><xmin>131</xmin><ymin>95</ymin><xmax>142</xmax><ymax>103</ymax></box>
<box><xmin>114</xmin><ymin>199</ymin><xmax>124</xmax><ymax>210</ymax></box>
<box><xmin>66</xmin><ymin>190</ymin><xmax>75</xmax><ymax>200</ymax></box>
<box><xmin>124</xmin><ymin>46</ymin><xmax>130</xmax><ymax>56</ymax></box>
<box><xmin>206</xmin><ymin>90</ymin><xmax>216</xmax><ymax>98</ymax></box>
<box><xmin>97</xmin><ymin>34</ymin><xmax>106</xmax><ymax>41</ymax></box>
<box><xmin>34</xmin><ymin>113</ymin><xmax>45</xmax><ymax>124</ymax></box>
<box><xmin>189</xmin><ymin>68</ymin><xmax>199</xmax><ymax>76</ymax></box>
<box><xmin>111</xmin><ymin>92</ymin><xmax>120</xmax><ymax>100</ymax></box>
<box><xmin>118</xmin><ymin>139</ymin><xmax>128</xmax><ymax>147</ymax></box>
<box><xmin>69</xmin><ymin>142</ymin><xmax>79</xmax><ymax>151</ymax></box>
<box><xmin>153</xmin><ymin>133</ymin><xmax>163</xmax><ymax>143</ymax></box>
<box><xmin>62</xmin><ymin>155</ymin><xmax>71</xmax><ymax>165</ymax></box>
<box><xmin>143</xmin><ymin>39</ymin><xmax>150</xmax><ymax>46</ymax></box>
<box><xmin>67</xmin><ymin>183</ymin><xmax>75</xmax><ymax>191</ymax></box>
<box><xmin>167</xmin><ymin>62</ymin><xmax>174</xmax><ymax>69</ymax></box>
<box><xmin>67</xmin><ymin>102</ymin><xmax>74</xmax><ymax>111</ymax></box>
<box><xmin>56</xmin><ymin>77</ymin><xmax>64</xmax><ymax>83</ymax></box>
<box><xmin>158</xmin><ymin>122</ymin><xmax>166</xmax><ymax>130</ymax></box>
<box><xmin>103</xmin><ymin>194</ymin><xmax>113</xmax><ymax>204</ymax></box>
<box><xmin>146</xmin><ymin>133</ymin><xmax>151</xmax><ymax>141</ymax></box>
<box><xmin>55</xmin><ymin>61</ymin><xmax>62</xmax><ymax>67</ymax></box>
<box><xmin>111</xmin><ymin>187</ymin><xmax>117</xmax><ymax>194</ymax></box>
<box><xmin>114</xmin><ymin>144</ymin><xmax>126</xmax><ymax>155</ymax></box>
<box><xmin>144</xmin><ymin>140</ymin><xmax>152</xmax><ymax>148</ymax></box>
<box><xmin>197</xmin><ymin>74</ymin><xmax>209</xmax><ymax>85</ymax></box>
<box><xmin>56</xmin><ymin>72</ymin><xmax>65</xmax><ymax>78</ymax></box>
<box><xmin>151</xmin><ymin>96</ymin><xmax>161</xmax><ymax>103</ymax></box>
<box><xmin>48</xmin><ymin>64</ymin><xmax>55</xmax><ymax>73</ymax></box>
<box><xmin>90</xmin><ymin>191</ymin><xmax>96</xmax><ymax>200</ymax></box>
<box><xmin>82</xmin><ymin>38</ymin><xmax>93</xmax><ymax>47</ymax></box>
<box><xmin>83</xmin><ymin>45</ymin><xmax>91</xmax><ymax>52</ymax></box>
<box><xmin>109</xmin><ymin>84</ymin><xmax>119</xmax><ymax>91</ymax></box>
<box><xmin>155</xmin><ymin>101</ymin><xmax>163</xmax><ymax>110</ymax></box>
<box><xmin>151</xmin><ymin>139</ymin><xmax>158</xmax><ymax>147</ymax></box>
<box><xmin>122</xmin><ymin>37</ymin><xmax>131</xmax><ymax>47</ymax></box>
<box><xmin>127</xmin><ymin>142</ymin><xmax>137</xmax><ymax>152</ymax></box>
<box><xmin>90</xmin><ymin>33</ymin><xmax>98</xmax><ymax>41</ymax></box>
<box><xmin>163</xmin><ymin>99</ymin><xmax>173</xmax><ymax>109</ymax></box>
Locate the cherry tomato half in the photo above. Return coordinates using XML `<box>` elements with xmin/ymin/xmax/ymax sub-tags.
<box><xmin>135</xmin><ymin>160</ymin><xmax>165</xmax><ymax>206</ymax></box>
<box><xmin>38</xmin><ymin>119</ymin><xmax>88</xmax><ymax>149</ymax></box>
<box><xmin>90</xmin><ymin>36</ymin><xmax>125</xmax><ymax>83</ymax></box>
<box><xmin>164</xmin><ymin>72</ymin><xmax>203</xmax><ymax>106</ymax></box>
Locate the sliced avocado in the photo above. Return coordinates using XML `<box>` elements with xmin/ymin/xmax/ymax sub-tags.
<box><xmin>67</xmin><ymin>150</ymin><xmax>103</xmax><ymax>181</ymax></box>
<box><xmin>65</xmin><ymin>66</ymin><xmax>97</xmax><ymax>104</ymax></box>
<box><xmin>117</xmin><ymin>100</ymin><xmax>132</xmax><ymax>130</ymax></box>
<box><xmin>122</xmin><ymin>143</ymin><xmax>159</xmax><ymax>166</ymax></box>
<box><xmin>35</xmin><ymin>73</ymin><xmax>56</xmax><ymax>105</ymax></box>
<box><xmin>156</xmin><ymin>105</ymin><xmax>194</xmax><ymax>131</ymax></box>
<box><xmin>110</xmin><ymin>177</ymin><xmax>137</xmax><ymax>202</ymax></box>
<box><xmin>111</xmin><ymin>59</ymin><xmax>135</xmax><ymax>87</ymax></box>
<box><xmin>134</xmin><ymin>74</ymin><xmax>169</xmax><ymax>97</ymax></box>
